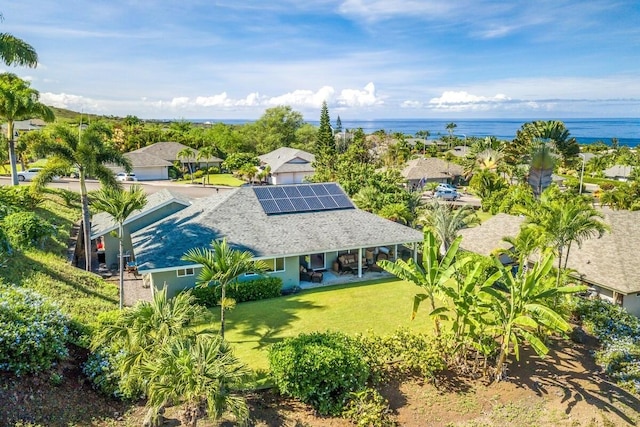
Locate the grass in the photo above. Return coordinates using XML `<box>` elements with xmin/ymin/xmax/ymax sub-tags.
<box><xmin>208</xmin><ymin>278</ymin><xmax>433</xmax><ymax>371</ymax></box>
<box><xmin>180</xmin><ymin>173</ymin><xmax>245</xmax><ymax>187</ymax></box>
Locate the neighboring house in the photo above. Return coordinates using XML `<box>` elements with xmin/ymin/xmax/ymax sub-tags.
<box><xmin>1</xmin><ymin>118</ymin><xmax>47</xmax><ymax>135</ymax></box>
<box><xmin>131</xmin><ymin>183</ymin><xmax>423</xmax><ymax>298</ymax></box>
<box><xmin>113</xmin><ymin>141</ymin><xmax>223</xmax><ymax>180</ymax></box>
<box><xmin>458</xmin><ymin>213</ymin><xmax>525</xmax><ymax>265</ymax></box>
<box><xmin>459</xmin><ymin>210</ymin><xmax>640</xmax><ymax>317</ymax></box>
<box><xmin>258</xmin><ymin>147</ymin><xmax>315</xmax><ymax>185</ymax></box>
<box><xmin>603</xmin><ymin>165</ymin><xmax>633</xmax><ymax>181</ymax></box>
<box><xmin>90</xmin><ymin>189</ymin><xmax>191</xmax><ymax>268</ymax></box>
<box><xmin>448</xmin><ymin>146</ymin><xmax>471</xmax><ymax>158</ymax></box>
<box><xmin>401</xmin><ymin>157</ymin><xmax>464</xmax><ymax>188</ymax></box>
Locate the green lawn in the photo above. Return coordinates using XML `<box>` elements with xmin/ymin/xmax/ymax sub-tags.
<box><xmin>178</xmin><ymin>173</ymin><xmax>245</xmax><ymax>186</ymax></box>
<box><xmin>211</xmin><ymin>279</ymin><xmax>432</xmax><ymax>371</ymax></box>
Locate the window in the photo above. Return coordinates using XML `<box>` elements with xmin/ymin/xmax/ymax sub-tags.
<box><xmin>265</xmin><ymin>257</ymin><xmax>285</xmax><ymax>273</ymax></box>
<box><xmin>177</xmin><ymin>268</ymin><xmax>194</xmax><ymax>277</ymax></box>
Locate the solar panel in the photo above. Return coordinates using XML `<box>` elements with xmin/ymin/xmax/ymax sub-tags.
<box><xmin>253</xmin><ymin>183</ymin><xmax>354</xmax><ymax>215</ymax></box>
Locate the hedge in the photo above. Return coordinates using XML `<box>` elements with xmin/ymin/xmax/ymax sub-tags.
<box><xmin>191</xmin><ymin>276</ymin><xmax>282</xmax><ymax>307</ymax></box>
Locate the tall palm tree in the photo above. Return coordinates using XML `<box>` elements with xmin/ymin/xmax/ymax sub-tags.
<box><xmin>177</xmin><ymin>147</ymin><xmax>195</xmax><ymax>183</ymax></box>
<box><xmin>142</xmin><ymin>333</ymin><xmax>249</xmax><ymax>427</ymax></box>
<box><xmin>31</xmin><ymin>122</ymin><xmax>131</xmax><ymax>271</ymax></box>
<box><xmin>182</xmin><ymin>238</ymin><xmax>268</xmax><ymax>339</ymax></box>
<box><xmin>519</xmin><ymin>190</ymin><xmax>608</xmax><ymax>284</ymax></box>
<box><xmin>0</xmin><ymin>17</ymin><xmax>38</xmax><ymax>67</ymax></box>
<box><xmin>196</xmin><ymin>145</ymin><xmax>217</xmax><ymax>186</ymax></box>
<box><xmin>417</xmin><ymin>201</ymin><xmax>479</xmax><ymax>256</ymax></box>
<box><xmin>91</xmin><ymin>185</ymin><xmax>147</xmax><ymax>309</ymax></box>
<box><xmin>0</xmin><ymin>73</ymin><xmax>54</xmax><ymax>185</ymax></box>
<box><xmin>527</xmin><ymin>142</ymin><xmax>555</xmax><ymax>197</ymax></box>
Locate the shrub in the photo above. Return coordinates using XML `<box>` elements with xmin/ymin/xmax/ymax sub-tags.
<box><xmin>191</xmin><ymin>276</ymin><xmax>282</xmax><ymax>307</ymax></box>
<box><xmin>0</xmin><ymin>185</ymin><xmax>42</xmax><ymax>214</ymax></box>
<box><xmin>3</xmin><ymin>211</ymin><xmax>54</xmax><ymax>249</ymax></box>
<box><xmin>192</xmin><ymin>169</ymin><xmax>205</xmax><ymax>179</ymax></box>
<box><xmin>343</xmin><ymin>388</ymin><xmax>395</xmax><ymax>427</ymax></box>
<box><xmin>0</xmin><ymin>284</ymin><xmax>69</xmax><ymax>375</ymax></box>
<box><xmin>353</xmin><ymin>328</ymin><xmax>447</xmax><ymax>382</ymax></box>
<box><xmin>269</xmin><ymin>331</ymin><xmax>369</xmax><ymax>415</ymax></box>
<box><xmin>574</xmin><ymin>298</ymin><xmax>640</xmax><ymax>393</ymax></box>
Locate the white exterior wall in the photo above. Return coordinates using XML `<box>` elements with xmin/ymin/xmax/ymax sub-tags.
<box><xmin>623</xmin><ymin>293</ymin><xmax>640</xmax><ymax>317</ymax></box>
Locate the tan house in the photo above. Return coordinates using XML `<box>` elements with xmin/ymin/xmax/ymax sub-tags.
<box><xmin>258</xmin><ymin>147</ymin><xmax>315</xmax><ymax>185</ymax></box>
<box><xmin>401</xmin><ymin>157</ymin><xmax>463</xmax><ymax>188</ymax></box>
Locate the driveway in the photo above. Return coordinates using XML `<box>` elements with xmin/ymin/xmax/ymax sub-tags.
<box><xmin>0</xmin><ymin>175</ymin><xmax>233</xmax><ymax>199</ymax></box>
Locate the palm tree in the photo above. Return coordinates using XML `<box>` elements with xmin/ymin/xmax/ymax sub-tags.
<box><xmin>182</xmin><ymin>238</ymin><xmax>268</xmax><ymax>339</ymax></box>
<box><xmin>31</xmin><ymin>122</ymin><xmax>131</xmax><ymax>271</ymax></box>
<box><xmin>177</xmin><ymin>147</ymin><xmax>195</xmax><ymax>183</ymax></box>
<box><xmin>91</xmin><ymin>185</ymin><xmax>147</xmax><ymax>309</ymax></box>
<box><xmin>417</xmin><ymin>201</ymin><xmax>479</xmax><ymax>256</ymax></box>
<box><xmin>91</xmin><ymin>287</ymin><xmax>215</xmax><ymax>424</ymax></box>
<box><xmin>519</xmin><ymin>190</ymin><xmax>608</xmax><ymax>284</ymax></box>
<box><xmin>196</xmin><ymin>145</ymin><xmax>217</xmax><ymax>186</ymax></box>
<box><xmin>0</xmin><ymin>73</ymin><xmax>54</xmax><ymax>185</ymax></box>
<box><xmin>0</xmin><ymin>17</ymin><xmax>38</xmax><ymax>67</ymax></box>
<box><xmin>527</xmin><ymin>142</ymin><xmax>555</xmax><ymax>197</ymax></box>
<box><xmin>142</xmin><ymin>334</ymin><xmax>249</xmax><ymax>427</ymax></box>
<box><xmin>377</xmin><ymin>230</ymin><xmax>468</xmax><ymax>336</ymax></box>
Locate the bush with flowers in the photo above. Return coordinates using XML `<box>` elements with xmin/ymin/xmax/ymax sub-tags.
<box><xmin>574</xmin><ymin>298</ymin><xmax>640</xmax><ymax>393</ymax></box>
<box><xmin>0</xmin><ymin>283</ymin><xmax>69</xmax><ymax>375</ymax></box>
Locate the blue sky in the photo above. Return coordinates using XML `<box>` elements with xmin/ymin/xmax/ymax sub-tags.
<box><xmin>2</xmin><ymin>1</ymin><xmax>639</xmax><ymax>120</ymax></box>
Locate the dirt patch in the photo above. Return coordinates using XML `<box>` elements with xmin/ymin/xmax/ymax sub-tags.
<box><xmin>2</xmin><ymin>337</ymin><xmax>639</xmax><ymax>426</ymax></box>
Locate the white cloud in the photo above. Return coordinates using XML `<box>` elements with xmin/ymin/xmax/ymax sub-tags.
<box><xmin>265</xmin><ymin>86</ymin><xmax>336</xmax><ymax>108</ymax></box>
<box><xmin>337</xmin><ymin>82</ymin><xmax>383</xmax><ymax>107</ymax></box>
<box><xmin>428</xmin><ymin>91</ymin><xmax>510</xmax><ymax>111</ymax></box>
<box><xmin>40</xmin><ymin>92</ymin><xmax>101</xmax><ymax>111</ymax></box>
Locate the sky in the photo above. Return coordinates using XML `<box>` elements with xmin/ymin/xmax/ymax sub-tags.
<box><xmin>2</xmin><ymin>1</ymin><xmax>640</xmax><ymax>121</ymax></box>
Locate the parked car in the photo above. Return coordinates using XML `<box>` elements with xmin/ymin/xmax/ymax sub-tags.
<box><xmin>17</xmin><ymin>168</ymin><xmax>43</xmax><ymax>182</ymax></box>
<box><xmin>116</xmin><ymin>172</ymin><xmax>137</xmax><ymax>182</ymax></box>
<box><xmin>17</xmin><ymin>168</ymin><xmax>60</xmax><ymax>182</ymax></box>
<box><xmin>436</xmin><ymin>183</ymin><xmax>457</xmax><ymax>192</ymax></box>
<box><xmin>434</xmin><ymin>189</ymin><xmax>461</xmax><ymax>201</ymax></box>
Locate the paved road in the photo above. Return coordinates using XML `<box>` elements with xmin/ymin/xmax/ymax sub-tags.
<box><xmin>0</xmin><ymin>176</ymin><xmax>232</xmax><ymax>199</ymax></box>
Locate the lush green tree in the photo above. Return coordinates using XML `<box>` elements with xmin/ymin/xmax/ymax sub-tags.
<box><xmin>32</xmin><ymin>122</ymin><xmax>131</xmax><ymax>271</ymax></box>
<box><xmin>0</xmin><ymin>18</ymin><xmax>38</xmax><ymax>67</ymax></box>
<box><xmin>221</xmin><ymin>152</ymin><xmax>259</xmax><ymax>173</ymax></box>
<box><xmin>182</xmin><ymin>238</ymin><xmax>268</xmax><ymax>339</ymax></box>
<box><xmin>446</xmin><ymin>122</ymin><xmax>457</xmax><ymax>138</ymax></box>
<box><xmin>507</xmin><ymin>120</ymin><xmax>579</xmax><ymax>168</ymax></box>
<box><xmin>0</xmin><ymin>73</ymin><xmax>54</xmax><ymax>185</ymax></box>
<box><xmin>142</xmin><ymin>333</ymin><xmax>249</xmax><ymax>427</ymax></box>
<box><xmin>469</xmin><ymin>169</ymin><xmax>508</xmax><ymax>211</ymax></box>
<box><xmin>292</xmin><ymin>122</ymin><xmax>317</xmax><ymax>152</ymax></box>
<box><xmin>527</xmin><ymin>142</ymin><xmax>555</xmax><ymax>196</ymax></box>
<box><xmin>377</xmin><ymin>230</ymin><xmax>467</xmax><ymax>336</ymax></box>
<box><xmin>519</xmin><ymin>188</ymin><xmax>608</xmax><ymax>283</ymax></box>
<box><xmin>335</xmin><ymin>115</ymin><xmax>342</xmax><ymax>133</ymax></box>
<box><xmin>417</xmin><ymin>201</ymin><xmax>479</xmax><ymax>255</ymax></box>
<box><xmin>482</xmin><ymin>251</ymin><xmax>582</xmax><ymax>382</ymax></box>
<box><xmin>91</xmin><ymin>185</ymin><xmax>147</xmax><ymax>309</ymax></box>
<box><xmin>248</xmin><ymin>106</ymin><xmax>304</xmax><ymax>153</ymax></box>
<box><xmin>312</xmin><ymin>101</ymin><xmax>337</xmax><ymax>181</ymax></box>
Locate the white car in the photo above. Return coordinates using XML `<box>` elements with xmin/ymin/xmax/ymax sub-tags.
<box><xmin>17</xmin><ymin>168</ymin><xmax>43</xmax><ymax>182</ymax></box>
<box><xmin>434</xmin><ymin>189</ymin><xmax>461</xmax><ymax>201</ymax></box>
<box><xmin>436</xmin><ymin>183</ymin><xmax>457</xmax><ymax>192</ymax></box>
<box><xmin>116</xmin><ymin>172</ymin><xmax>137</xmax><ymax>182</ymax></box>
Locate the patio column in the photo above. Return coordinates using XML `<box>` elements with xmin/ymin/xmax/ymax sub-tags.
<box><xmin>413</xmin><ymin>242</ymin><xmax>418</xmax><ymax>262</ymax></box>
<box><xmin>394</xmin><ymin>244</ymin><xmax>398</xmax><ymax>261</ymax></box>
<box><xmin>358</xmin><ymin>247</ymin><xmax>363</xmax><ymax>277</ymax></box>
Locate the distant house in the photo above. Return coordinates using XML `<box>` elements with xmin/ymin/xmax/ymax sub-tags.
<box><xmin>459</xmin><ymin>210</ymin><xmax>640</xmax><ymax>317</ymax></box>
<box><xmin>258</xmin><ymin>147</ymin><xmax>315</xmax><ymax>185</ymax></box>
<box><xmin>130</xmin><ymin>183</ymin><xmax>423</xmax><ymax>298</ymax></box>
<box><xmin>401</xmin><ymin>157</ymin><xmax>463</xmax><ymax>188</ymax></box>
<box><xmin>113</xmin><ymin>142</ymin><xmax>223</xmax><ymax>181</ymax></box>
<box><xmin>90</xmin><ymin>190</ymin><xmax>191</xmax><ymax>268</ymax></box>
<box><xmin>603</xmin><ymin>164</ymin><xmax>633</xmax><ymax>181</ymax></box>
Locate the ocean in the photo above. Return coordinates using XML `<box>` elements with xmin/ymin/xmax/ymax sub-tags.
<box><xmin>199</xmin><ymin>118</ymin><xmax>639</xmax><ymax>147</ymax></box>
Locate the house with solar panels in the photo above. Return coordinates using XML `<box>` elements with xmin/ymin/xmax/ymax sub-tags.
<box><xmin>130</xmin><ymin>183</ymin><xmax>423</xmax><ymax>297</ymax></box>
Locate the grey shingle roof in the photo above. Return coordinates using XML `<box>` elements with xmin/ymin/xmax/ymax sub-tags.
<box><xmin>131</xmin><ymin>185</ymin><xmax>424</xmax><ymax>273</ymax></box>
<box><xmin>124</xmin><ymin>152</ymin><xmax>173</xmax><ymax>168</ymax></box>
<box><xmin>458</xmin><ymin>213</ymin><xmax>525</xmax><ymax>256</ymax></box>
<box><xmin>401</xmin><ymin>157</ymin><xmax>463</xmax><ymax>181</ymax></box>
<box><xmin>131</xmin><ymin>141</ymin><xmax>222</xmax><ymax>163</ymax></box>
<box><xmin>458</xmin><ymin>209</ymin><xmax>640</xmax><ymax>295</ymax></box>
<box><xmin>565</xmin><ymin>208</ymin><xmax>640</xmax><ymax>294</ymax></box>
<box><xmin>603</xmin><ymin>165</ymin><xmax>633</xmax><ymax>179</ymax></box>
<box><xmin>258</xmin><ymin>147</ymin><xmax>315</xmax><ymax>173</ymax></box>
<box><xmin>91</xmin><ymin>189</ymin><xmax>191</xmax><ymax>239</ymax></box>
